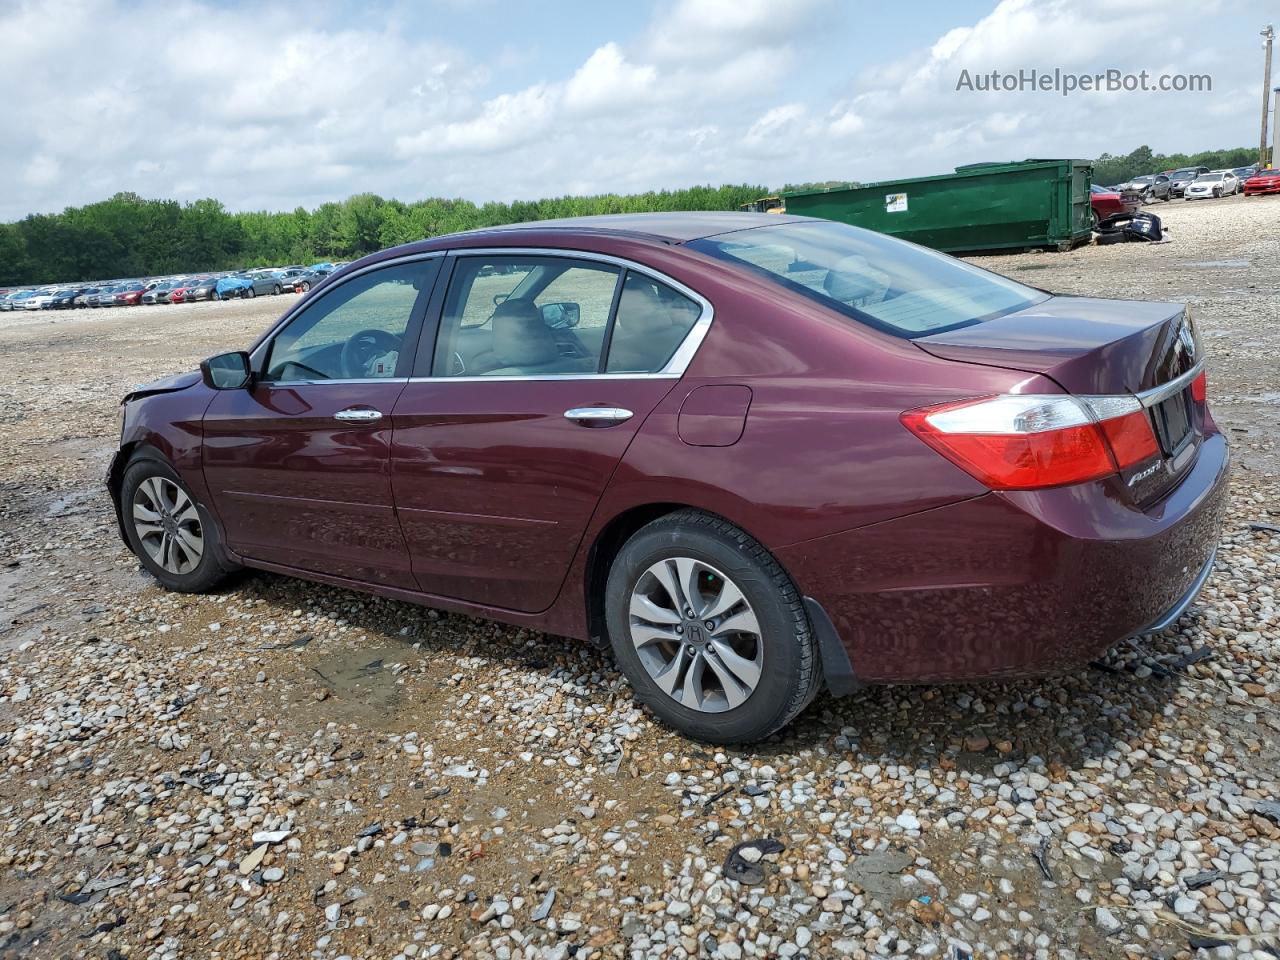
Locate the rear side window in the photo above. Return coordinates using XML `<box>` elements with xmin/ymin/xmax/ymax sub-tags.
<box><xmin>605</xmin><ymin>274</ymin><xmax>700</xmax><ymax>373</ymax></box>
<box><xmin>690</xmin><ymin>220</ymin><xmax>1046</xmax><ymax>338</ymax></box>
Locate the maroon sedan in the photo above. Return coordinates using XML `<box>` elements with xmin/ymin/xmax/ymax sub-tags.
<box><xmin>107</xmin><ymin>213</ymin><xmax>1228</xmax><ymax>743</ymax></box>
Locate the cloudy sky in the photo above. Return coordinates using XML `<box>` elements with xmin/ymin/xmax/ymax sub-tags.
<box><xmin>0</xmin><ymin>0</ymin><xmax>1269</xmax><ymax>220</ymax></box>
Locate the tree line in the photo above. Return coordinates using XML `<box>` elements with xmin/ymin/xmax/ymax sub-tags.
<box><xmin>1</xmin><ymin>145</ymin><xmax>1262</xmax><ymax>286</ymax></box>
<box><xmin>0</xmin><ymin>185</ymin><xmax>766</xmax><ymax>286</ymax></box>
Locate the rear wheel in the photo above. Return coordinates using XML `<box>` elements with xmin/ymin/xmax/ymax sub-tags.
<box><xmin>605</xmin><ymin>510</ymin><xmax>821</xmax><ymax>743</ymax></box>
<box><xmin>298</xmin><ymin>281</ymin><xmax>310</xmax><ymax>293</ymax></box>
<box><xmin>273</xmin><ymin>284</ymin><xmax>282</xmax><ymax>295</ymax></box>
<box><xmin>120</xmin><ymin>458</ymin><xmax>236</xmax><ymax>593</ymax></box>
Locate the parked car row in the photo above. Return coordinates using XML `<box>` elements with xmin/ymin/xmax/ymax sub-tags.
<box><xmin>0</xmin><ymin>262</ymin><xmax>344</xmax><ymax>312</ymax></box>
<box><xmin>1107</xmin><ymin>165</ymin><xmax>1265</xmax><ymax>204</ymax></box>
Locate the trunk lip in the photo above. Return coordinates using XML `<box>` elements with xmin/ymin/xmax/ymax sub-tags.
<box><xmin>1131</xmin><ymin>358</ymin><xmax>1205</xmax><ymax>409</ymax></box>
<box><xmin>910</xmin><ymin>295</ymin><xmax>1191</xmax><ymax>396</ymax></box>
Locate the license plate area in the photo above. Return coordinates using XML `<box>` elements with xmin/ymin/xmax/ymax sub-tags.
<box><xmin>1152</xmin><ymin>389</ymin><xmax>1193</xmax><ymax>456</ymax></box>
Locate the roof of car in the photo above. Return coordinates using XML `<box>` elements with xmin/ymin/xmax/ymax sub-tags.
<box><xmin>450</xmin><ymin>211</ymin><xmax>813</xmax><ymax>244</ymax></box>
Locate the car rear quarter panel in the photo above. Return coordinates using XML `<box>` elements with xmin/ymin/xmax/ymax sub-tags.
<box><xmin>591</xmin><ymin>256</ymin><xmax>1062</xmax><ymax>551</ymax></box>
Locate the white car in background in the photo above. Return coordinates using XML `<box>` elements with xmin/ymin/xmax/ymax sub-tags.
<box><xmin>23</xmin><ymin>288</ymin><xmax>59</xmax><ymax>310</ymax></box>
<box><xmin>1184</xmin><ymin>172</ymin><xmax>1237</xmax><ymax>200</ymax></box>
<box><xmin>1208</xmin><ymin>169</ymin><xmax>1242</xmax><ymax>195</ymax></box>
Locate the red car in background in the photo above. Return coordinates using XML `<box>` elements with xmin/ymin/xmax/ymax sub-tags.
<box><xmin>1089</xmin><ymin>184</ymin><xmax>1141</xmax><ymax>224</ymax></box>
<box><xmin>170</xmin><ymin>281</ymin><xmax>198</xmax><ymax>303</ymax></box>
<box><xmin>114</xmin><ymin>282</ymin><xmax>146</xmax><ymax>306</ymax></box>
<box><xmin>1243</xmin><ymin>169</ymin><xmax>1280</xmax><ymax>196</ymax></box>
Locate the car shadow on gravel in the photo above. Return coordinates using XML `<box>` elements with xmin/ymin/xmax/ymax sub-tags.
<box><xmin>234</xmin><ymin>567</ymin><xmax>1197</xmax><ymax>775</ymax></box>
<box><xmin>769</xmin><ymin>633</ymin><xmax>1200</xmax><ymax>773</ymax></box>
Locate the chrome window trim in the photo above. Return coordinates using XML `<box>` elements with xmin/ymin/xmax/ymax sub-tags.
<box><xmin>248</xmin><ymin>251</ymin><xmax>445</xmax><ymax>368</ymax></box>
<box><xmin>1134</xmin><ymin>358</ymin><xmax>1206</xmax><ymax>408</ymax></box>
<box><xmin>407</xmin><ymin>373</ymin><xmax>680</xmax><ymax>384</ymax></box>
<box><xmin>440</xmin><ymin>246</ymin><xmax>714</xmax><ymax>379</ymax></box>
<box><xmin>257</xmin><ymin>377</ymin><xmax>410</xmax><ymax>387</ymax></box>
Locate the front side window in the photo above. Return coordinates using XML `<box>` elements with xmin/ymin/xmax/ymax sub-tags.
<box><xmin>263</xmin><ymin>260</ymin><xmax>435</xmax><ymax>382</ymax></box>
<box><xmin>690</xmin><ymin>220</ymin><xmax>1046</xmax><ymax>338</ymax></box>
<box><xmin>432</xmin><ymin>256</ymin><xmax>620</xmax><ymax>377</ymax></box>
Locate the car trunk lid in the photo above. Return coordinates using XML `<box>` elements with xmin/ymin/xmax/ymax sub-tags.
<box><xmin>914</xmin><ymin>296</ymin><xmax>1207</xmax><ymax>503</ymax></box>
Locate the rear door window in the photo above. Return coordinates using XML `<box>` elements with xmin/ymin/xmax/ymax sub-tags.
<box><xmin>431</xmin><ymin>256</ymin><xmax>620</xmax><ymax>377</ymax></box>
<box><xmin>605</xmin><ymin>273</ymin><xmax>701</xmax><ymax>373</ymax></box>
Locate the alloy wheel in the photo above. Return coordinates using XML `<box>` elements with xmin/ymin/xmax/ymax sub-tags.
<box><xmin>628</xmin><ymin>557</ymin><xmax>763</xmax><ymax>712</ymax></box>
<box><xmin>132</xmin><ymin>476</ymin><xmax>203</xmax><ymax>575</ymax></box>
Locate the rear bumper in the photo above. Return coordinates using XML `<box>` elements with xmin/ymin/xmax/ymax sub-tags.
<box><xmin>778</xmin><ymin>432</ymin><xmax>1230</xmax><ymax>685</ymax></box>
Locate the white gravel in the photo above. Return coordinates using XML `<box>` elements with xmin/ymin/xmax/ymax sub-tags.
<box><xmin>1</xmin><ymin>194</ymin><xmax>1278</xmax><ymax>959</ymax></box>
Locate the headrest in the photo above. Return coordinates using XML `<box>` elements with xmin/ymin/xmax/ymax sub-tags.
<box><xmin>822</xmin><ymin>255</ymin><xmax>881</xmax><ymax>303</ymax></box>
<box><xmin>491</xmin><ymin>298</ymin><xmax>558</xmax><ymax>367</ymax></box>
<box><xmin>619</xmin><ymin>282</ymin><xmax>675</xmax><ymax>335</ymax></box>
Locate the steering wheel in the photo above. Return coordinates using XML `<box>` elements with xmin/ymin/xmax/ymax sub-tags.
<box><xmin>341</xmin><ymin>329</ymin><xmax>401</xmax><ymax>378</ymax></box>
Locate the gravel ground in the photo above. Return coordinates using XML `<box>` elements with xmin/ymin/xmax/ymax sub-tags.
<box><xmin>0</xmin><ymin>195</ymin><xmax>1277</xmax><ymax>960</ymax></box>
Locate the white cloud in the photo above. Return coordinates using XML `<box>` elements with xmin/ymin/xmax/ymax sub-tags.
<box><xmin>0</xmin><ymin>0</ymin><xmax>1258</xmax><ymax>222</ymax></box>
<box><xmin>399</xmin><ymin>84</ymin><xmax>559</xmax><ymax>156</ymax></box>
<box><xmin>23</xmin><ymin>154</ymin><xmax>61</xmax><ymax>187</ymax></box>
<box><xmin>565</xmin><ymin>43</ymin><xmax>658</xmax><ymax>113</ymax></box>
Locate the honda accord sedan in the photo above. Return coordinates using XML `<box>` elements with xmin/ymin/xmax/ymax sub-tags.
<box><xmin>107</xmin><ymin>213</ymin><xmax>1228</xmax><ymax>743</ymax></box>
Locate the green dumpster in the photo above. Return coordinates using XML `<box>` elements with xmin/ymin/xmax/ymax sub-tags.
<box><xmin>779</xmin><ymin>159</ymin><xmax>1094</xmax><ymax>253</ymax></box>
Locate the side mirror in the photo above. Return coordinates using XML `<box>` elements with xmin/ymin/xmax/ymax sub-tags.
<box><xmin>540</xmin><ymin>301</ymin><xmax>581</xmax><ymax>329</ymax></box>
<box><xmin>201</xmin><ymin>351</ymin><xmax>253</xmax><ymax>390</ymax></box>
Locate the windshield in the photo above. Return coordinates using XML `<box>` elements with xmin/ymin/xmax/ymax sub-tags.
<box><xmin>1196</xmin><ymin>174</ymin><xmax>1222</xmax><ymax>182</ymax></box>
<box><xmin>1173</xmin><ymin>168</ymin><xmax>1200</xmax><ymax>177</ymax></box>
<box><xmin>1132</xmin><ymin>175</ymin><xmax>1153</xmax><ymax>183</ymax></box>
<box><xmin>690</xmin><ymin>220</ymin><xmax>1047</xmax><ymax>338</ymax></box>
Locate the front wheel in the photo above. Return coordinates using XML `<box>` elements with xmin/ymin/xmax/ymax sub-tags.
<box><xmin>273</xmin><ymin>284</ymin><xmax>282</xmax><ymax>295</ymax></box>
<box><xmin>605</xmin><ymin>510</ymin><xmax>821</xmax><ymax>743</ymax></box>
<box><xmin>246</xmin><ymin>286</ymin><xmax>256</xmax><ymax>298</ymax></box>
<box><xmin>120</xmin><ymin>458</ymin><xmax>237</xmax><ymax>593</ymax></box>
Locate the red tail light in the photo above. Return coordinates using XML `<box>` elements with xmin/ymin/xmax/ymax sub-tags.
<box><xmin>902</xmin><ymin>394</ymin><xmax>1159</xmax><ymax>490</ymax></box>
<box><xmin>1190</xmin><ymin>371</ymin><xmax>1207</xmax><ymax>405</ymax></box>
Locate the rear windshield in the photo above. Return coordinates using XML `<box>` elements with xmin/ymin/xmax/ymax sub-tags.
<box><xmin>689</xmin><ymin>220</ymin><xmax>1047</xmax><ymax>338</ymax></box>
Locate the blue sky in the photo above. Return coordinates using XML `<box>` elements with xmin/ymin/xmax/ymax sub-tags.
<box><xmin>0</xmin><ymin>0</ymin><xmax>1269</xmax><ymax>220</ymax></box>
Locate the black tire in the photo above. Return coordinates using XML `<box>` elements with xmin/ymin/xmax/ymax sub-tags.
<box><xmin>298</xmin><ymin>281</ymin><xmax>310</xmax><ymax>293</ymax></box>
<box><xmin>273</xmin><ymin>285</ymin><xmax>282</xmax><ymax>295</ymax></box>
<box><xmin>246</xmin><ymin>286</ymin><xmax>256</xmax><ymax>298</ymax></box>
<box><xmin>604</xmin><ymin>510</ymin><xmax>821</xmax><ymax>743</ymax></box>
<box><xmin>120</xmin><ymin>457</ymin><xmax>237</xmax><ymax>593</ymax></box>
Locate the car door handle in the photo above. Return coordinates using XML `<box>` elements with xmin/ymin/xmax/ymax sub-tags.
<box><xmin>334</xmin><ymin>407</ymin><xmax>383</xmax><ymax>422</ymax></box>
<box><xmin>564</xmin><ymin>406</ymin><xmax>634</xmax><ymax>425</ymax></box>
